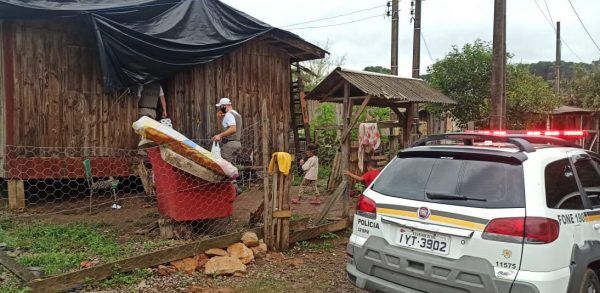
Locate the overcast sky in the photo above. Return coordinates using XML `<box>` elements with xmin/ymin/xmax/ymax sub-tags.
<box><xmin>222</xmin><ymin>0</ymin><xmax>600</xmax><ymax>77</ymax></box>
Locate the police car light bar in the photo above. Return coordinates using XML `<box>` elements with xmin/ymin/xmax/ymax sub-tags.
<box><xmin>465</xmin><ymin>130</ymin><xmax>587</xmax><ymax>138</ymax></box>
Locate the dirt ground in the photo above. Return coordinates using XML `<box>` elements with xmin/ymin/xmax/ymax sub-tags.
<box><xmin>86</xmin><ymin>231</ymin><xmax>365</xmax><ymax>293</ymax></box>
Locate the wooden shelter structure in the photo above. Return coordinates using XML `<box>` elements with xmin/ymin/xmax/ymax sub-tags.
<box><xmin>0</xmin><ymin>17</ymin><xmax>325</xmax><ymax>181</ymax></box>
<box><xmin>306</xmin><ymin>67</ymin><xmax>455</xmax><ymax>216</ymax></box>
<box><xmin>547</xmin><ymin>106</ymin><xmax>599</xmax><ymax>151</ymax></box>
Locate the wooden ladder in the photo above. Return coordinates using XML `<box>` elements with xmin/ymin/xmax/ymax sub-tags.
<box><xmin>290</xmin><ymin>63</ymin><xmax>311</xmax><ymax>157</ymax></box>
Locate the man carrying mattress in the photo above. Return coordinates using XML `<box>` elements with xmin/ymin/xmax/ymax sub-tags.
<box><xmin>137</xmin><ymin>83</ymin><xmax>168</xmax><ymax>148</ymax></box>
<box><xmin>212</xmin><ymin>98</ymin><xmax>243</xmax><ymax>164</ymax></box>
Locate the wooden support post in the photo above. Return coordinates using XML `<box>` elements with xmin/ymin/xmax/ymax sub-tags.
<box><xmin>404</xmin><ymin>103</ymin><xmax>416</xmax><ymax>147</ymax></box>
<box><xmin>280</xmin><ymin>165</ymin><xmax>291</xmax><ymax>250</ymax></box>
<box><xmin>316</xmin><ymin>182</ymin><xmax>347</xmax><ymax>224</ymax></box>
<box><xmin>267</xmin><ymin>153</ymin><xmax>292</xmax><ymax>251</ymax></box>
<box><xmin>136</xmin><ymin>161</ymin><xmax>154</xmax><ymax>196</ymax></box>
<box><xmin>7</xmin><ymin>179</ymin><xmax>24</xmax><ymax>210</ymax></box>
<box><xmin>261</xmin><ymin>99</ymin><xmax>273</xmax><ymax>249</ymax></box>
<box><xmin>341</xmin><ymin>82</ymin><xmax>351</xmax><ymax>218</ymax></box>
<box><xmin>339</xmin><ymin>95</ymin><xmax>372</xmax><ymax>145</ymax></box>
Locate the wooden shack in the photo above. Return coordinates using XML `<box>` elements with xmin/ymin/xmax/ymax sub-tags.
<box><xmin>0</xmin><ymin>17</ymin><xmax>325</xmax><ymax>180</ymax></box>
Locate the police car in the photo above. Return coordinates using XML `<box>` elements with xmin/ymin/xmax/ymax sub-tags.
<box><xmin>347</xmin><ymin>131</ymin><xmax>600</xmax><ymax>293</ymax></box>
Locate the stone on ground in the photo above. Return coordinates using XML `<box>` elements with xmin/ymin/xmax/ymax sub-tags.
<box><xmin>240</xmin><ymin>231</ymin><xmax>260</xmax><ymax>247</ymax></box>
<box><xmin>196</xmin><ymin>253</ymin><xmax>210</xmax><ymax>270</ymax></box>
<box><xmin>205</xmin><ymin>248</ymin><xmax>229</xmax><ymax>257</ymax></box>
<box><xmin>171</xmin><ymin>257</ymin><xmax>198</xmax><ymax>275</ymax></box>
<box><xmin>250</xmin><ymin>240</ymin><xmax>268</xmax><ymax>259</ymax></box>
<box><xmin>204</xmin><ymin>256</ymin><xmax>247</xmax><ymax>276</ymax></box>
<box><xmin>156</xmin><ymin>265</ymin><xmax>176</xmax><ymax>276</ymax></box>
<box><xmin>227</xmin><ymin>242</ymin><xmax>254</xmax><ymax>264</ymax></box>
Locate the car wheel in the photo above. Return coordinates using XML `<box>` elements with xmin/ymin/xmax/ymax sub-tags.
<box><xmin>579</xmin><ymin>269</ymin><xmax>600</xmax><ymax>293</ymax></box>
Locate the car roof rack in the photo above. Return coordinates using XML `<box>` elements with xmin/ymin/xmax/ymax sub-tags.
<box><xmin>411</xmin><ymin>133</ymin><xmax>580</xmax><ymax>153</ymax></box>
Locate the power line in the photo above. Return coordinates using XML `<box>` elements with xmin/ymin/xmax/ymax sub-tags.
<box><xmin>288</xmin><ymin>14</ymin><xmax>386</xmax><ymax>30</ymax></box>
<box><xmin>531</xmin><ymin>0</ymin><xmax>584</xmax><ymax>62</ymax></box>
<box><xmin>280</xmin><ymin>4</ymin><xmax>385</xmax><ymax>28</ymax></box>
<box><xmin>543</xmin><ymin>0</ymin><xmax>554</xmax><ymax>25</ymax></box>
<box><xmin>421</xmin><ymin>32</ymin><xmax>434</xmax><ymax>64</ymax></box>
<box><xmin>567</xmin><ymin>0</ymin><xmax>600</xmax><ymax>54</ymax></box>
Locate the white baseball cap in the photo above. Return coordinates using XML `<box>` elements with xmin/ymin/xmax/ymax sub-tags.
<box><xmin>216</xmin><ymin>97</ymin><xmax>232</xmax><ymax>107</ymax></box>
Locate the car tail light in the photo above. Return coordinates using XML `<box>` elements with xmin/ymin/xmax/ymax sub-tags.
<box><xmin>356</xmin><ymin>194</ymin><xmax>376</xmax><ymax>218</ymax></box>
<box><xmin>482</xmin><ymin>217</ymin><xmax>559</xmax><ymax>244</ymax></box>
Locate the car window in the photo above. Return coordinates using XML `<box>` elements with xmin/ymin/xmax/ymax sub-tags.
<box><xmin>545</xmin><ymin>159</ymin><xmax>584</xmax><ymax>210</ymax></box>
<box><xmin>371</xmin><ymin>157</ymin><xmax>525</xmax><ymax>208</ymax></box>
<box><xmin>574</xmin><ymin>156</ymin><xmax>600</xmax><ymax>207</ymax></box>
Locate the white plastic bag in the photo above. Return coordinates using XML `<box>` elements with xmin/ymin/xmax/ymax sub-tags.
<box><xmin>211</xmin><ymin>141</ymin><xmax>222</xmax><ymax>159</ymax></box>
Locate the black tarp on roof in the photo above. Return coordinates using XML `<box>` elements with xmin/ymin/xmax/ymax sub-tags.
<box><xmin>0</xmin><ymin>0</ymin><xmax>324</xmax><ymax>92</ymax></box>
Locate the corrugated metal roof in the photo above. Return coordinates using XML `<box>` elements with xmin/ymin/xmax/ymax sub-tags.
<box><xmin>551</xmin><ymin>105</ymin><xmax>595</xmax><ymax>115</ymax></box>
<box><xmin>306</xmin><ymin>67</ymin><xmax>455</xmax><ymax>105</ymax></box>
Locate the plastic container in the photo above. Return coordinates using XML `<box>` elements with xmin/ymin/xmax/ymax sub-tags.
<box><xmin>147</xmin><ymin>148</ymin><xmax>235</xmax><ymax>221</ymax></box>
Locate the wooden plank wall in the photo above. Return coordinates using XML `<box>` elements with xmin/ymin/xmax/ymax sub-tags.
<box><xmin>167</xmin><ymin>40</ymin><xmax>292</xmax><ymax>160</ymax></box>
<box><xmin>0</xmin><ymin>21</ymin><xmax>5</xmax><ymax>177</ymax></box>
<box><xmin>8</xmin><ymin>18</ymin><xmax>291</xmax><ymax>162</ymax></box>
<box><xmin>11</xmin><ymin>19</ymin><xmax>138</xmax><ymax>156</ymax></box>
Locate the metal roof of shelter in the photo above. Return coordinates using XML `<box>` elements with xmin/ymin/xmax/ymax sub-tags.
<box><xmin>551</xmin><ymin>105</ymin><xmax>596</xmax><ymax>115</ymax></box>
<box><xmin>306</xmin><ymin>67</ymin><xmax>455</xmax><ymax>107</ymax></box>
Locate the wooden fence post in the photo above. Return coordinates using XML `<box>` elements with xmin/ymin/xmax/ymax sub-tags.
<box><xmin>7</xmin><ymin>179</ymin><xmax>25</xmax><ymax>210</ymax></box>
<box><xmin>261</xmin><ymin>100</ymin><xmax>273</xmax><ymax>249</ymax></box>
<box><xmin>270</xmin><ymin>156</ymin><xmax>291</xmax><ymax>250</ymax></box>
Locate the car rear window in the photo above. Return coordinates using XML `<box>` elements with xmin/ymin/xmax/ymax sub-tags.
<box><xmin>371</xmin><ymin>157</ymin><xmax>525</xmax><ymax>208</ymax></box>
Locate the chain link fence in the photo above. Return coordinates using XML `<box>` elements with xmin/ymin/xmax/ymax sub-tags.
<box><xmin>0</xmin><ymin>122</ymin><xmax>350</xmax><ymax>281</ymax></box>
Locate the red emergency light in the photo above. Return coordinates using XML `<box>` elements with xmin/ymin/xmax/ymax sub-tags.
<box><xmin>465</xmin><ymin>130</ymin><xmax>587</xmax><ymax>138</ymax></box>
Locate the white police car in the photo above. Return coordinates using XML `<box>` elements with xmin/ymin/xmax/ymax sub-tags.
<box><xmin>347</xmin><ymin>131</ymin><xmax>600</xmax><ymax>293</ymax></box>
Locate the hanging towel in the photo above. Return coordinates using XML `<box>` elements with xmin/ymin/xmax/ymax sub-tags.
<box><xmin>358</xmin><ymin>123</ymin><xmax>381</xmax><ymax>171</ymax></box>
<box><xmin>268</xmin><ymin>152</ymin><xmax>293</xmax><ymax>176</ymax></box>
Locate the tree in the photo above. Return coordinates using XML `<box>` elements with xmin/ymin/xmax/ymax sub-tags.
<box><xmin>301</xmin><ymin>40</ymin><xmax>346</xmax><ymax>92</ymax></box>
<box><xmin>427</xmin><ymin>40</ymin><xmax>559</xmax><ymax>129</ymax></box>
<box><xmin>563</xmin><ymin>64</ymin><xmax>600</xmax><ymax>108</ymax></box>
<box><xmin>363</xmin><ymin>66</ymin><xmax>391</xmax><ymax>74</ymax></box>
<box><xmin>506</xmin><ymin>65</ymin><xmax>560</xmax><ymax>129</ymax></box>
<box><xmin>427</xmin><ymin>40</ymin><xmax>493</xmax><ymax>127</ymax></box>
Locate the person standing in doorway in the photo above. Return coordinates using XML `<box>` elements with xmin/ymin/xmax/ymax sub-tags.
<box><xmin>137</xmin><ymin>83</ymin><xmax>167</xmax><ymax>147</ymax></box>
<box><xmin>212</xmin><ymin>98</ymin><xmax>242</xmax><ymax>164</ymax></box>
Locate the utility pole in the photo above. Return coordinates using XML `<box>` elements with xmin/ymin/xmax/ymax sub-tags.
<box><xmin>411</xmin><ymin>0</ymin><xmax>421</xmax><ymax>78</ymax></box>
<box><xmin>388</xmin><ymin>0</ymin><xmax>402</xmax><ymax>152</ymax></box>
<box><xmin>390</xmin><ymin>0</ymin><xmax>399</xmax><ymax>75</ymax></box>
<box><xmin>407</xmin><ymin>0</ymin><xmax>422</xmax><ymax>144</ymax></box>
<box><xmin>490</xmin><ymin>0</ymin><xmax>506</xmax><ymax>130</ymax></box>
<box><xmin>555</xmin><ymin>21</ymin><xmax>561</xmax><ymax>95</ymax></box>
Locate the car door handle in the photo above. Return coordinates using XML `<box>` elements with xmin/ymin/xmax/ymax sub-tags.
<box><xmin>594</xmin><ymin>224</ymin><xmax>600</xmax><ymax>231</ymax></box>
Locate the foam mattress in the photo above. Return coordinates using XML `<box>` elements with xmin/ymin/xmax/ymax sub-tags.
<box><xmin>132</xmin><ymin>116</ymin><xmax>239</xmax><ymax>179</ymax></box>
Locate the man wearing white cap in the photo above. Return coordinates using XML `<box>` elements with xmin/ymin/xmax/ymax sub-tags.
<box><xmin>213</xmin><ymin>97</ymin><xmax>243</xmax><ymax>163</ymax></box>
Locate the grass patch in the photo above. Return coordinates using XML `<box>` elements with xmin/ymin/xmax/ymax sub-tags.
<box><xmin>98</xmin><ymin>268</ymin><xmax>152</xmax><ymax>288</ymax></box>
<box><xmin>0</xmin><ymin>221</ymin><xmax>133</xmax><ymax>275</ymax></box>
<box><xmin>237</xmin><ymin>277</ymin><xmax>288</xmax><ymax>293</ymax></box>
<box><xmin>292</xmin><ymin>240</ymin><xmax>335</xmax><ymax>252</ymax></box>
<box><xmin>319</xmin><ymin>232</ymin><xmax>339</xmax><ymax>240</ymax></box>
<box><xmin>142</xmin><ymin>240</ymin><xmax>170</xmax><ymax>252</ymax></box>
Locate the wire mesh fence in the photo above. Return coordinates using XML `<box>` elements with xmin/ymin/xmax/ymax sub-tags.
<box><xmin>0</xmin><ymin>122</ymin><xmax>352</xmax><ymax>280</ymax></box>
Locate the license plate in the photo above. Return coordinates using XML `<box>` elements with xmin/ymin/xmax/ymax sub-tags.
<box><xmin>398</xmin><ymin>229</ymin><xmax>450</xmax><ymax>255</ymax></box>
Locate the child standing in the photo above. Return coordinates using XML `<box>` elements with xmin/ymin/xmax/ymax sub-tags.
<box><xmin>292</xmin><ymin>145</ymin><xmax>321</xmax><ymax>205</ymax></box>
